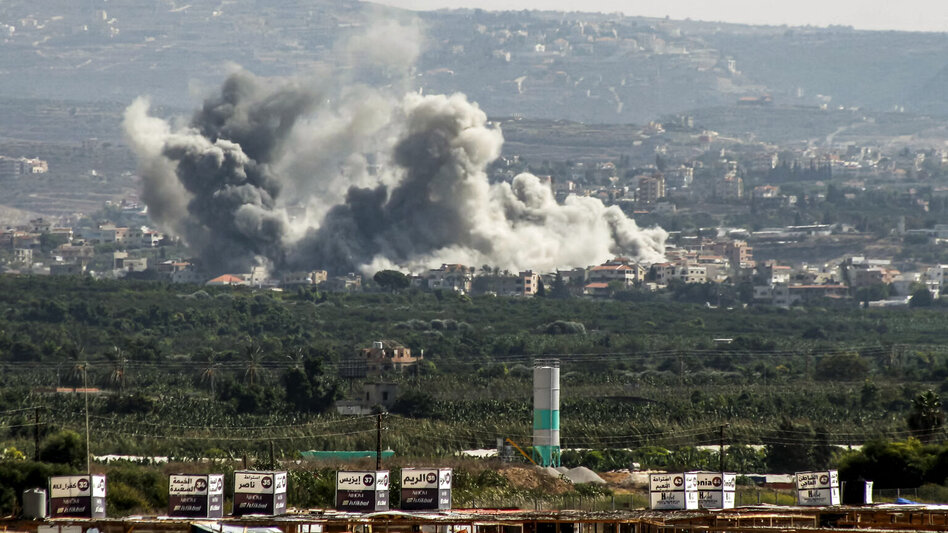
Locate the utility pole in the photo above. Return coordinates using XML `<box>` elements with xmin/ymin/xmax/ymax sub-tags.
<box><xmin>719</xmin><ymin>424</ymin><xmax>729</xmax><ymax>472</ymax></box>
<box><xmin>83</xmin><ymin>363</ymin><xmax>91</xmax><ymax>474</ymax></box>
<box><xmin>33</xmin><ymin>407</ymin><xmax>40</xmax><ymax>461</ymax></box>
<box><xmin>678</xmin><ymin>354</ymin><xmax>684</xmax><ymax>386</ymax></box>
<box><xmin>376</xmin><ymin>413</ymin><xmax>383</xmax><ymax>470</ymax></box>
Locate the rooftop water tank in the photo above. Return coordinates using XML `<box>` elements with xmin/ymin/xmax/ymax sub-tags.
<box><xmin>23</xmin><ymin>488</ymin><xmax>46</xmax><ymax>519</ymax></box>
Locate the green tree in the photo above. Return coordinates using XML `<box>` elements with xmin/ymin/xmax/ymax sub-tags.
<box><xmin>390</xmin><ymin>390</ymin><xmax>436</xmax><ymax>418</ymax></box>
<box><xmin>860</xmin><ymin>379</ymin><xmax>880</xmax><ymax>409</ymax></box>
<box><xmin>105</xmin><ymin>346</ymin><xmax>128</xmax><ymax>392</ymax></box>
<box><xmin>282</xmin><ymin>357</ymin><xmax>342</xmax><ymax>413</ymax></box>
<box><xmin>39</xmin><ymin>430</ymin><xmax>86</xmax><ymax>468</ymax></box>
<box><xmin>815</xmin><ymin>352</ymin><xmax>868</xmax><ymax>381</ymax></box>
<box><xmin>243</xmin><ymin>342</ymin><xmax>266</xmax><ymax>386</ymax></box>
<box><xmin>549</xmin><ymin>272</ymin><xmax>570</xmax><ymax>299</ymax></box>
<box><xmin>373</xmin><ymin>270</ymin><xmax>410</xmax><ymax>292</ymax></box>
<box><xmin>765</xmin><ymin>419</ymin><xmax>834</xmax><ymax>472</ymax></box>
<box><xmin>909</xmin><ymin>288</ymin><xmax>935</xmax><ymax>307</ymax></box>
<box><xmin>908</xmin><ymin>390</ymin><xmax>944</xmax><ymax>443</ymax></box>
<box><xmin>839</xmin><ymin>439</ymin><xmax>928</xmax><ymax>489</ymax></box>
<box><xmin>198</xmin><ymin>349</ymin><xmax>222</xmax><ymax>394</ymax></box>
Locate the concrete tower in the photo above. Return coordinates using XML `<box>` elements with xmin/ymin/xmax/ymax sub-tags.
<box><xmin>533</xmin><ymin>359</ymin><xmax>561</xmax><ymax>467</ymax></box>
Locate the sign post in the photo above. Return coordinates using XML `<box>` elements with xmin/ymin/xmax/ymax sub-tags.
<box><xmin>233</xmin><ymin>471</ymin><xmax>287</xmax><ymax>516</ymax></box>
<box><xmin>49</xmin><ymin>475</ymin><xmax>106</xmax><ymax>518</ymax></box>
<box><xmin>400</xmin><ymin>468</ymin><xmax>452</xmax><ymax>511</ymax></box>
<box><xmin>335</xmin><ymin>471</ymin><xmax>390</xmax><ymax>512</ymax></box>
<box><xmin>796</xmin><ymin>470</ymin><xmax>840</xmax><ymax>506</ymax></box>
<box><xmin>649</xmin><ymin>472</ymin><xmax>699</xmax><ymax>510</ymax></box>
<box><xmin>168</xmin><ymin>474</ymin><xmax>224</xmax><ymax>518</ymax></box>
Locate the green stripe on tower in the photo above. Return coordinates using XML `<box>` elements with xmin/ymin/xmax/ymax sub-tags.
<box><xmin>533</xmin><ymin>409</ymin><xmax>560</xmax><ymax>430</ymax></box>
<box><xmin>533</xmin><ymin>445</ymin><xmax>562</xmax><ymax>467</ymax></box>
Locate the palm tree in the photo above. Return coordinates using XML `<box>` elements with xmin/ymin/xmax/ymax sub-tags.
<box><xmin>243</xmin><ymin>342</ymin><xmax>266</xmax><ymax>386</ymax></box>
<box><xmin>908</xmin><ymin>390</ymin><xmax>944</xmax><ymax>443</ymax></box>
<box><xmin>286</xmin><ymin>347</ymin><xmax>306</xmax><ymax>371</ymax></box>
<box><xmin>106</xmin><ymin>346</ymin><xmax>128</xmax><ymax>392</ymax></box>
<box><xmin>198</xmin><ymin>349</ymin><xmax>222</xmax><ymax>394</ymax></box>
<box><xmin>63</xmin><ymin>339</ymin><xmax>88</xmax><ymax>389</ymax></box>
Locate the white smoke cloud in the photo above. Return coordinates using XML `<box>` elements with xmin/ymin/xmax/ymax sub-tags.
<box><xmin>124</xmin><ymin>19</ymin><xmax>665</xmax><ymax>277</ymax></box>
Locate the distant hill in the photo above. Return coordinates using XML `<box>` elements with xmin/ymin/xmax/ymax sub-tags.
<box><xmin>0</xmin><ymin>0</ymin><xmax>945</xmax><ymax>124</ymax></box>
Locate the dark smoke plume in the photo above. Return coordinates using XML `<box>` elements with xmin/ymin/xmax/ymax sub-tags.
<box><xmin>125</xmin><ymin>23</ymin><xmax>665</xmax><ymax>276</ymax></box>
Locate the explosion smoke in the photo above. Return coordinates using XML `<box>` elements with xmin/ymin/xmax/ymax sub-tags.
<box><xmin>124</xmin><ymin>24</ymin><xmax>665</xmax><ymax>276</ymax></box>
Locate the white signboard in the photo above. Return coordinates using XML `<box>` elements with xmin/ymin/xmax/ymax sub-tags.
<box><xmin>649</xmin><ymin>472</ymin><xmax>698</xmax><ymax>493</ymax></box>
<box><xmin>797</xmin><ymin>487</ymin><xmax>840</xmax><ymax>506</ymax></box>
<box><xmin>401</xmin><ymin>468</ymin><xmax>452</xmax><ymax>490</ymax></box>
<box><xmin>336</xmin><ymin>471</ymin><xmax>390</xmax><ymax>491</ymax></box>
<box><xmin>649</xmin><ymin>490</ymin><xmax>699</xmax><ymax>510</ymax></box>
<box><xmin>234</xmin><ymin>471</ymin><xmax>287</xmax><ymax>494</ymax></box>
<box><xmin>49</xmin><ymin>475</ymin><xmax>106</xmax><ymax>498</ymax></box>
<box><xmin>695</xmin><ymin>472</ymin><xmax>736</xmax><ymax>509</ymax></box>
<box><xmin>649</xmin><ymin>472</ymin><xmax>699</xmax><ymax>510</ymax></box>
<box><xmin>699</xmin><ymin>490</ymin><xmax>735</xmax><ymax>509</ymax></box>
<box><xmin>696</xmin><ymin>472</ymin><xmax>736</xmax><ymax>491</ymax></box>
<box><xmin>169</xmin><ymin>474</ymin><xmax>224</xmax><ymax>495</ymax></box>
<box><xmin>439</xmin><ymin>468</ymin><xmax>452</xmax><ymax>490</ymax></box>
<box><xmin>796</xmin><ymin>470</ymin><xmax>839</xmax><ymax>490</ymax></box>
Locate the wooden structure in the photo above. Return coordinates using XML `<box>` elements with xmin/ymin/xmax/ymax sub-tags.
<box><xmin>4</xmin><ymin>505</ymin><xmax>948</xmax><ymax>533</ymax></box>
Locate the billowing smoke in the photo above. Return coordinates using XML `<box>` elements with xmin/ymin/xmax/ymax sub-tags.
<box><xmin>124</xmin><ymin>22</ymin><xmax>665</xmax><ymax>277</ymax></box>
<box><xmin>293</xmin><ymin>93</ymin><xmax>666</xmax><ymax>273</ymax></box>
<box><xmin>125</xmin><ymin>71</ymin><xmax>317</xmax><ymax>273</ymax></box>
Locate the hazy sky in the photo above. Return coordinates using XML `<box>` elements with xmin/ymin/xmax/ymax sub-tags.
<box><xmin>373</xmin><ymin>0</ymin><xmax>948</xmax><ymax>33</ymax></box>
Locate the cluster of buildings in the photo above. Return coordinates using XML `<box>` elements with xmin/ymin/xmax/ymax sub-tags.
<box><xmin>0</xmin><ymin>217</ymin><xmax>163</xmax><ymax>277</ymax></box>
<box><xmin>0</xmin><ymin>155</ymin><xmax>48</xmax><ymax>180</ymax></box>
<box><xmin>487</xmin><ymin>119</ymin><xmax>946</xmax><ymax>219</ymax></box>
<box><xmin>4</xmin><ymin>209</ymin><xmax>946</xmax><ymax>309</ymax></box>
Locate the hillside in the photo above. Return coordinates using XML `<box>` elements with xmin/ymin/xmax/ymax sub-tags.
<box><xmin>0</xmin><ymin>1</ymin><xmax>945</xmax><ymax>124</ymax></box>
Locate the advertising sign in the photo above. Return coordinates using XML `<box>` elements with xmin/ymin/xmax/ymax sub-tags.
<box><xmin>648</xmin><ymin>472</ymin><xmax>697</xmax><ymax>493</ymax></box>
<box><xmin>695</xmin><ymin>472</ymin><xmax>736</xmax><ymax>509</ymax></box>
<box><xmin>795</xmin><ymin>470</ymin><xmax>839</xmax><ymax>490</ymax></box>
<box><xmin>648</xmin><ymin>472</ymin><xmax>699</xmax><ymax>510</ymax></box>
<box><xmin>698</xmin><ymin>490</ymin><xmax>736</xmax><ymax>509</ymax></box>
<box><xmin>401</xmin><ymin>468</ymin><xmax>452</xmax><ymax>510</ymax></box>
<box><xmin>233</xmin><ymin>471</ymin><xmax>287</xmax><ymax>516</ymax></box>
<box><xmin>797</xmin><ymin>487</ymin><xmax>841</xmax><ymax>506</ymax></box>
<box><xmin>335</xmin><ymin>471</ymin><xmax>390</xmax><ymax>512</ymax></box>
<box><xmin>168</xmin><ymin>474</ymin><xmax>224</xmax><ymax>518</ymax></box>
<box><xmin>649</xmin><ymin>490</ymin><xmax>699</xmax><ymax>510</ymax></box>
<box><xmin>49</xmin><ymin>475</ymin><xmax>106</xmax><ymax>518</ymax></box>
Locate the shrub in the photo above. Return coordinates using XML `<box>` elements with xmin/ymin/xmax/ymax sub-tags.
<box><xmin>543</xmin><ymin>321</ymin><xmax>586</xmax><ymax>335</ymax></box>
<box><xmin>106</xmin><ymin>480</ymin><xmax>151</xmax><ymax>515</ymax></box>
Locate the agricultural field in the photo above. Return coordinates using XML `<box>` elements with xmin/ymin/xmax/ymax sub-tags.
<box><xmin>1</xmin><ymin>276</ymin><xmax>948</xmax><ymax>513</ymax></box>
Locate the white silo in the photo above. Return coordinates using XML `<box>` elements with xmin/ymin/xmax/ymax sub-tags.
<box><xmin>533</xmin><ymin>359</ymin><xmax>561</xmax><ymax>466</ymax></box>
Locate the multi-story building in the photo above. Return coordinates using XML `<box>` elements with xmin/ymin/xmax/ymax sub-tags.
<box><xmin>637</xmin><ymin>174</ymin><xmax>665</xmax><ymax>204</ymax></box>
<box><xmin>715</xmin><ymin>174</ymin><xmax>743</xmax><ymax>199</ymax></box>
<box><xmin>695</xmin><ymin>254</ymin><xmax>730</xmax><ymax>282</ymax></box>
<box><xmin>754</xmin><ymin>283</ymin><xmax>849</xmax><ymax>307</ymax></box>
<box><xmin>13</xmin><ymin>248</ymin><xmax>32</xmax><ymax>265</ymax></box>
<box><xmin>757</xmin><ymin>260</ymin><xmax>792</xmax><ymax>285</ymax></box>
<box><xmin>851</xmin><ymin>267</ymin><xmax>900</xmax><ymax>288</ymax></box>
<box><xmin>654</xmin><ymin>262</ymin><xmax>708</xmax><ymax>285</ymax></box>
<box><xmin>0</xmin><ymin>156</ymin><xmax>48</xmax><ymax>179</ymax></box>
<box><xmin>360</xmin><ymin>341</ymin><xmax>421</xmax><ymax>376</ymax></box>
<box><xmin>422</xmin><ymin>264</ymin><xmax>473</xmax><ymax>294</ymax></box>
<box><xmin>587</xmin><ymin>261</ymin><xmax>646</xmax><ymax>287</ymax></box>
<box><xmin>519</xmin><ymin>270</ymin><xmax>541</xmax><ymax>296</ymax></box>
<box><xmin>712</xmin><ymin>240</ymin><xmax>754</xmax><ymax>271</ymax></box>
<box><xmin>55</xmin><ymin>244</ymin><xmax>95</xmax><ymax>262</ymax></box>
<box><xmin>282</xmin><ymin>270</ymin><xmax>329</xmax><ymax>287</ymax></box>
